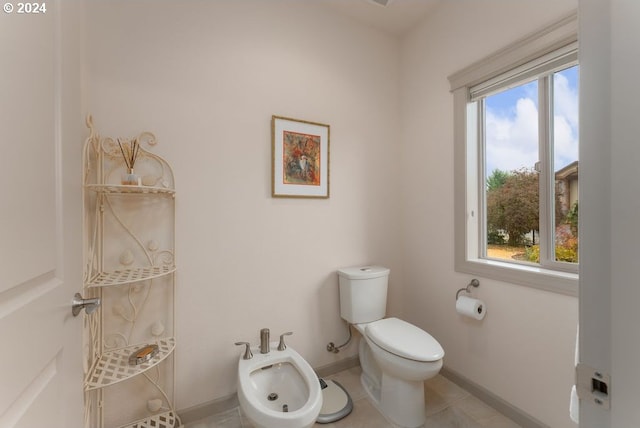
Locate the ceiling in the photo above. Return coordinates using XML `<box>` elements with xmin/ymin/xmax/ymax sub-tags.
<box><xmin>319</xmin><ymin>0</ymin><xmax>441</xmax><ymax>36</ymax></box>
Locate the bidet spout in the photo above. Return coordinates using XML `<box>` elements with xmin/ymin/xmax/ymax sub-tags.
<box><xmin>260</xmin><ymin>328</ymin><xmax>270</xmax><ymax>354</ymax></box>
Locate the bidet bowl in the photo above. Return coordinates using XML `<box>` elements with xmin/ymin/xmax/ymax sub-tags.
<box><xmin>237</xmin><ymin>343</ymin><xmax>322</xmax><ymax>428</ymax></box>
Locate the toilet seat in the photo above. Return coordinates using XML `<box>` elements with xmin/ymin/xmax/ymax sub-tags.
<box><xmin>365</xmin><ymin>317</ymin><xmax>444</xmax><ymax>362</ymax></box>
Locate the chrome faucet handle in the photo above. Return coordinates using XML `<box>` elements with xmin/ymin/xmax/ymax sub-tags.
<box><xmin>235</xmin><ymin>342</ymin><xmax>253</xmax><ymax>360</ymax></box>
<box><xmin>277</xmin><ymin>331</ymin><xmax>293</xmax><ymax>351</ymax></box>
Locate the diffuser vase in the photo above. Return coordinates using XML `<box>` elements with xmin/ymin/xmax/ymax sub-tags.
<box><xmin>122</xmin><ymin>168</ymin><xmax>140</xmax><ymax>186</ymax></box>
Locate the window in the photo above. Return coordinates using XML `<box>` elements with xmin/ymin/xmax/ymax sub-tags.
<box><xmin>449</xmin><ymin>13</ymin><xmax>578</xmax><ymax>295</ymax></box>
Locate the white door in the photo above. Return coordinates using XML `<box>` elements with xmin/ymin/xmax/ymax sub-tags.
<box><xmin>580</xmin><ymin>0</ymin><xmax>640</xmax><ymax>427</ymax></box>
<box><xmin>0</xmin><ymin>1</ymin><xmax>84</xmax><ymax>427</ymax></box>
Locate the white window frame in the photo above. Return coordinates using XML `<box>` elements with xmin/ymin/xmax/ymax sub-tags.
<box><xmin>448</xmin><ymin>12</ymin><xmax>578</xmax><ymax>296</ymax></box>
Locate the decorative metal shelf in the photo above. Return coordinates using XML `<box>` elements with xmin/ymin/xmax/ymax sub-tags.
<box><xmin>83</xmin><ymin>118</ymin><xmax>178</xmax><ymax>427</ymax></box>
<box><xmin>117</xmin><ymin>411</ymin><xmax>178</xmax><ymax>428</ymax></box>
<box><xmin>86</xmin><ymin>184</ymin><xmax>175</xmax><ymax>196</ymax></box>
<box><xmin>86</xmin><ymin>265</ymin><xmax>176</xmax><ymax>288</ymax></box>
<box><xmin>85</xmin><ymin>337</ymin><xmax>175</xmax><ymax>391</ymax></box>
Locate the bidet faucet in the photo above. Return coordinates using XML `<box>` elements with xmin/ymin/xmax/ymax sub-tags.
<box><xmin>260</xmin><ymin>328</ymin><xmax>270</xmax><ymax>354</ymax></box>
<box><xmin>235</xmin><ymin>342</ymin><xmax>253</xmax><ymax>360</ymax></box>
<box><xmin>278</xmin><ymin>331</ymin><xmax>293</xmax><ymax>351</ymax></box>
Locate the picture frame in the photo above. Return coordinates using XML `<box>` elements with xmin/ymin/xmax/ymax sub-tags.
<box><xmin>271</xmin><ymin>115</ymin><xmax>330</xmax><ymax>198</ymax></box>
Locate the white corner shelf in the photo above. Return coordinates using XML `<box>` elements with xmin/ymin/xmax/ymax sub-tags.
<box><xmin>86</xmin><ymin>265</ymin><xmax>177</xmax><ymax>288</ymax></box>
<box><xmin>83</xmin><ymin>116</ymin><xmax>178</xmax><ymax>428</ymax></box>
<box><xmin>84</xmin><ymin>337</ymin><xmax>176</xmax><ymax>391</ymax></box>
<box><xmin>117</xmin><ymin>411</ymin><xmax>178</xmax><ymax>428</ymax></box>
<box><xmin>86</xmin><ymin>184</ymin><xmax>175</xmax><ymax>196</ymax></box>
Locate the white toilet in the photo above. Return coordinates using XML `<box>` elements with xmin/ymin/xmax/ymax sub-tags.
<box><xmin>338</xmin><ymin>266</ymin><xmax>444</xmax><ymax>428</ymax></box>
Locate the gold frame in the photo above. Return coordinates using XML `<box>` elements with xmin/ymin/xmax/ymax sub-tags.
<box><xmin>271</xmin><ymin>115</ymin><xmax>330</xmax><ymax>198</ymax></box>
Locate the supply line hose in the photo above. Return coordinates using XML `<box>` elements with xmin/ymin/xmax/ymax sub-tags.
<box><xmin>326</xmin><ymin>324</ymin><xmax>352</xmax><ymax>353</ymax></box>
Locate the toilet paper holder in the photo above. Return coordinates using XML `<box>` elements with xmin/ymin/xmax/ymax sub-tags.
<box><xmin>455</xmin><ymin>279</ymin><xmax>480</xmax><ymax>301</ymax></box>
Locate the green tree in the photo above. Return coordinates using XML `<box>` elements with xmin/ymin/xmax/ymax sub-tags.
<box><xmin>486</xmin><ymin>169</ymin><xmax>511</xmax><ymax>191</ymax></box>
<box><xmin>486</xmin><ymin>168</ymin><xmax>539</xmax><ymax>246</ymax></box>
<box><xmin>486</xmin><ymin>169</ymin><xmax>511</xmax><ymax>244</ymax></box>
<box><xmin>565</xmin><ymin>201</ymin><xmax>578</xmax><ymax>235</ymax></box>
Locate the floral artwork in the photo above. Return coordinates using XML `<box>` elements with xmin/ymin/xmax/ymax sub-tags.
<box><xmin>272</xmin><ymin>116</ymin><xmax>329</xmax><ymax>198</ymax></box>
<box><xmin>282</xmin><ymin>131</ymin><xmax>321</xmax><ymax>186</ymax></box>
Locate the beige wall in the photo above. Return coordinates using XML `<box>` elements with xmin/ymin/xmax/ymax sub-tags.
<box><xmin>400</xmin><ymin>1</ymin><xmax>578</xmax><ymax>427</ymax></box>
<box><xmin>85</xmin><ymin>0</ymin><xmax>404</xmax><ymax>411</ymax></box>
<box><xmin>85</xmin><ymin>0</ymin><xmax>582</xmax><ymax>426</ymax></box>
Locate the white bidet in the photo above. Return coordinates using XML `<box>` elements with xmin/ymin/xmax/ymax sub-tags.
<box><xmin>236</xmin><ymin>343</ymin><xmax>322</xmax><ymax>428</ymax></box>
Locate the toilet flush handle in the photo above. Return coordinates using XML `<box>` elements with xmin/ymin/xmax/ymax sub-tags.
<box><xmin>235</xmin><ymin>342</ymin><xmax>253</xmax><ymax>360</ymax></box>
<box><xmin>277</xmin><ymin>332</ymin><xmax>293</xmax><ymax>351</ymax></box>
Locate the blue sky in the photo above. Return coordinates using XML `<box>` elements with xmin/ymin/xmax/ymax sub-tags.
<box><xmin>484</xmin><ymin>65</ymin><xmax>579</xmax><ymax>176</ymax></box>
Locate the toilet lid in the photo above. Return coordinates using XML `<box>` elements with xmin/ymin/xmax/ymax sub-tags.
<box><xmin>365</xmin><ymin>318</ymin><xmax>444</xmax><ymax>362</ymax></box>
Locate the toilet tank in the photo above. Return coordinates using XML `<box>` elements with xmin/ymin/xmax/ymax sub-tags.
<box><xmin>337</xmin><ymin>266</ymin><xmax>390</xmax><ymax>324</ymax></box>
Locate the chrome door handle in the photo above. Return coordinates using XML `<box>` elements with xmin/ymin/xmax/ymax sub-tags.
<box><xmin>72</xmin><ymin>293</ymin><xmax>101</xmax><ymax>317</ymax></box>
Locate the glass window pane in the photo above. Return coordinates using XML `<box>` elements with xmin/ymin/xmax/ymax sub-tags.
<box><xmin>552</xmin><ymin>65</ymin><xmax>579</xmax><ymax>263</ymax></box>
<box><xmin>484</xmin><ymin>80</ymin><xmax>539</xmax><ymax>263</ymax></box>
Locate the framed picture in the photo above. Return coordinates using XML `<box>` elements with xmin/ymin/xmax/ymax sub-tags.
<box><xmin>271</xmin><ymin>115</ymin><xmax>330</xmax><ymax>198</ymax></box>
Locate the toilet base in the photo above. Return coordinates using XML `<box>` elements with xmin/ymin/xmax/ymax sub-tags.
<box><xmin>357</xmin><ymin>335</ymin><xmax>430</xmax><ymax>428</ymax></box>
<box><xmin>381</xmin><ymin>374</ymin><xmax>425</xmax><ymax>428</ymax></box>
<box><xmin>360</xmin><ymin>371</ymin><xmax>426</xmax><ymax>428</ymax></box>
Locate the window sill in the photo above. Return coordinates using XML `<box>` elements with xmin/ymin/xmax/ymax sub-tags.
<box><xmin>456</xmin><ymin>257</ymin><xmax>578</xmax><ymax>297</ymax></box>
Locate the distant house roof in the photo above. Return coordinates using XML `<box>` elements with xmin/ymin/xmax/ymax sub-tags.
<box><xmin>555</xmin><ymin>160</ymin><xmax>578</xmax><ymax>180</ymax></box>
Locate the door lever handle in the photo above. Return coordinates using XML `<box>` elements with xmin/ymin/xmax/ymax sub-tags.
<box><xmin>72</xmin><ymin>293</ymin><xmax>101</xmax><ymax>317</ymax></box>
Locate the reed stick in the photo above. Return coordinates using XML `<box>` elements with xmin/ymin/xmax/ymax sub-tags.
<box><xmin>117</xmin><ymin>138</ymin><xmax>140</xmax><ymax>171</ymax></box>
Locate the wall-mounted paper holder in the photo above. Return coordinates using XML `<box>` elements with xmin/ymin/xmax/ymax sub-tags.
<box><xmin>455</xmin><ymin>279</ymin><xmax>480</xmax><ymax>301</ymax></box>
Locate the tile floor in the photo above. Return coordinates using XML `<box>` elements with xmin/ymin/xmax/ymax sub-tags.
<box><xmin>184</xmin><ymin>366</ymin><xmax>521</xmax><ymax>428</ymax></box>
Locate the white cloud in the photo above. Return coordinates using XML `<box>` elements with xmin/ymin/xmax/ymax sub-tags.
<box><xmin>554</xmin><ymin>73</ymin><xmax>579</xmax><ymax>131</ymax></box>
<box><xmin>485</xmin><ymin>97</ymin><xmax>538</xmax><ymax>174</ymax></box>
<box><xmin>485</xmin><ymin>74</ymin><xmax>579</xmax><ymax>175</ymax></box>
<box><xmin>553</xmin><ymin>73</ymin><xmax>579</xmax><ymax>169</ymax></box>
<box><xmin>554</xmin><ymin>115</ymin><xmax>578</xmax><ymax>169</ymax></box>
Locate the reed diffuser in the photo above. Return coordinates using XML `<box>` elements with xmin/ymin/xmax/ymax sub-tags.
<box><xmin>118</xmin><ymin>138</ymin><xmax>141</xmax><ymax>185</ymax></box>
